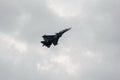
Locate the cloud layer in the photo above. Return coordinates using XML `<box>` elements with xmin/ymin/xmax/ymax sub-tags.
<box><xmin>0</xmin><ymin>0</ymin><xmax>120</xmax><ymax>80</ymax></box>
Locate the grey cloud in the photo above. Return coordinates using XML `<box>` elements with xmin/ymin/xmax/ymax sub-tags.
<box><xmin>0</xmin><ymin>0</ymin><xmax>120</xmax><ymax>80</ymax></box>
<box><xmin>0</xmin><ymin>0</ymin><xmax>21</xmax><ymax>32</ymax></box>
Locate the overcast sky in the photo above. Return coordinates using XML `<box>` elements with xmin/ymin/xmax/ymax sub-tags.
<box><xmin>0</xmin><ymin>0</ymin><xmax>120</xmax><ymax>80</ymax></box>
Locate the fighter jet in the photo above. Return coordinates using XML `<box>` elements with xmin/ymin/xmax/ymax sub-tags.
<box><xmin>41</xmin><ymin>27</ymin><xmax>71</xmax><ymax>48</ymax></box>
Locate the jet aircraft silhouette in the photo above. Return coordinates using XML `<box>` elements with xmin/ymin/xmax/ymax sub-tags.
<box><xmin>41</xmin><ymin>28</ymin><xmax>71</xmax><ymax>48</ymax></box>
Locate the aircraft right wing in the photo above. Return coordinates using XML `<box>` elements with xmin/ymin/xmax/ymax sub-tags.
<box><xmin>42</xmin><ymin>35</ymin><xmax>54</xmax><ymax>41</ymax></box>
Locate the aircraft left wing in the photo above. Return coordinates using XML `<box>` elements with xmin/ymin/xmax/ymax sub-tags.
<box><xmin>52</xmin><ymin>38</ymin><xmax>59</xmax><ymax>46</ymax></box>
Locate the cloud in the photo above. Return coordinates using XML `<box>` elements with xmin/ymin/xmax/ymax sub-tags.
<box><xmin>0</xmin><ymin>0</ymin><xmax>120</xmax><ymax>80</ymax></box>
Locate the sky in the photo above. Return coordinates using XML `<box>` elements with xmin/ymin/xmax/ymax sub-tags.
<box><xmin>0</xmin><ymin>0</ymin><xmax>120</xmax><ymax>80</ymax></box>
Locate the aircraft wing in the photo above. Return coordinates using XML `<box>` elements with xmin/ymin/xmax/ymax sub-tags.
<box><xmin>45</xmin><ymin>43</ymin><xmax>52</xmax><ymax>48</ymax></box>
<box><xmin>42</xmin><ymin>35</ymin><xmax>54</xmax><ymax>41</ymax></box>
<box><xmin>52</xmin><ymin>38</ymin><xmax>59</xmax><ymax>46</ymax></box>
